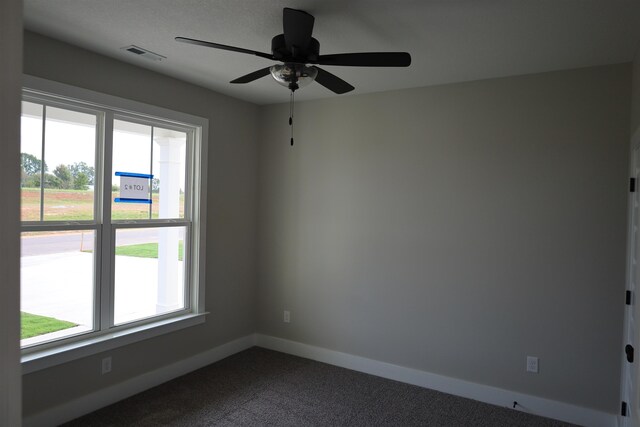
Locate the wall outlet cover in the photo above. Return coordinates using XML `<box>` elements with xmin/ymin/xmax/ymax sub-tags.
<box><xmin>101</xmin><ymin>356</ymin><xmax>112</xmax><ymax>374</ymax></box>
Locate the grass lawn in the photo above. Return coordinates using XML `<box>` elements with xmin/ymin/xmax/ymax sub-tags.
<box><xmin>21</xmin><ymin>312</ymin><xmax>77</xmax><ymax>339</ymax></box>
<box><xmin>21</xmin><ymin>187</ymin><xmax>183</xmax><ymax>221</ymax></box>
<box><xmin>116</xmin><ymin>241</ymin><xmax>184</xmax><ymax>260</ymax></box>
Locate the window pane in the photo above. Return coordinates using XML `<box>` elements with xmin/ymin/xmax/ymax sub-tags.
<box><xmin>112</xmin><ymin>120</ymin><xmax>152</xmax><ymax>220</ymax></box>
<box><xmin>114</xmin><ymin>226</ymin><xmax>186</xmax><ymax>325</ymax></box>
<box><xmin>21</xmin><ymin>230</ymin><xmax>95</xmax><ymax>346</ymax></box>
<box><xmin>43</xmin><ymin>106</ymin><xmax>97</xmax><ymax>221</ymax></box>
<box><xmin>21</xmin><ymin>101</ymin><xmax>44</xmax><ymax>221</ymax></box>
<box><xmin>152</xmin><ymin>128</ymin><xmax>187</xmax><ymax>219</ymax></box>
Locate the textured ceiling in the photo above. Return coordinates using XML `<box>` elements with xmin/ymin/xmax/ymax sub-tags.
<box><xmin>23</xmin><ymin>0</ymin><xmax>640</xmax><ymax>105</ymax></box>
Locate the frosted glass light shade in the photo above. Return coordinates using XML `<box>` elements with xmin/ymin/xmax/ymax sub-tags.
<box><xmin>270</xmin><ymin>64</ymin><xmax>318</xmax><ymax>89</ymax></box>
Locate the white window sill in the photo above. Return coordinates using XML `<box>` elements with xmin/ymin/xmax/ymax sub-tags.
<box><xmin>21</xmin><ymin>312</ymin><xmax>207</xmax><ymax>374</ymax></box>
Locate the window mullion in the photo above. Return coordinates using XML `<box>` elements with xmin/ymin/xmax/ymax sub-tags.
<box><xmin>21</xmin><ymin>223</ymin><xmax>99</xmax><ymax>233</ymax></box>
<box><xmin>149</xmin><ymin>126</ymin><xmax>154</xmax><ymax>220</ymax></box>
<box><xmin>39</xmin><ymin>105</ymin><xmax>46</xmax><ymax>222</ymax></box>
<box><xmin>100</xmin><ymin>111</ymin><xmax>114</xmax><ymax>332</ymax></box>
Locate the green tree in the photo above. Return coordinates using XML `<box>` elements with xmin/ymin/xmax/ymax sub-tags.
<box><xmin>21</xmin><ymin>153</ymin><xmax>47</xmax><ymax>176</ymax></box>
<box><xmin>43</xmin><ymin>173</ymin><xmax>62</xmax><ymax>189</ymax></box>
<box><xmin>53</xmin><ymin>165</ymin><xmax>73</xmax><ymax>189</ymax></box>
<box><xmin>73</xmin><ymin>172</ymin><xmax>89</xmax><ymax>190</ymax></box>
<box><xmin>69</xmin><ymin>162</ymin><xmax>95</xmax><ymax>185</ymax></box>
<box><xmin>152</xmin><ymin>178</ymin><xmax>160</xmax><ymax>193</ymax></box>
<box><xmin>24</xmin><ymin>174</ymin><xmax>41</xmax><ymax>188</ymax></box>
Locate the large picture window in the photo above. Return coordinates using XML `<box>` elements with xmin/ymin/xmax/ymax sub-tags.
<box><xmin>20</xmin><ymin>80</ymin><xmax>207</xmax><ymax>360</ymax></box>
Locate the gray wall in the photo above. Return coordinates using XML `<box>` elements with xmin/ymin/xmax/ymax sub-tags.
<box><xmin>0</xmin><ymin>0</ymin><xmax>23</xmax><ymax>424</ymax></box>
<box><xmin>632</xmin><ymin>48</ymin><xmax>640</xmax><ymax>135</ymax></box>
<box><xmin>22</xmin><ymin>32</ymin><xmax>259</xmax><ymax>417</ymax></box>
<box><xmin>257</xmin><ymin>64</ymin><xmax>631</xmax><ymax>413</ymax></box>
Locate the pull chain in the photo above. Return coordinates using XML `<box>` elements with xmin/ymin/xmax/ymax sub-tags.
<box><xmin>289</xmin><ymin>90</ymin><xmax>294</xmax><ymax>146</ymax></box>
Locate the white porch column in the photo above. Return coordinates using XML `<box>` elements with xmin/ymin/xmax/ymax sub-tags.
<box><xmin>154</xmin><ymin>135</ymin><xmax>185</xmax><ymax>312</ymax></box>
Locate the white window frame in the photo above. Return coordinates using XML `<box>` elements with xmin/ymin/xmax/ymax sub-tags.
<box><xmin>20</xmin><ymin>76</ymin><xmax>208</xmax><ymax>374</ymax></box>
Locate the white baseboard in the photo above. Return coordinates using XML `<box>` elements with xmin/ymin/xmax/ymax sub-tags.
<box><xmin>255</xmin><ymin>334</ymin><xmax>616</xmax><ymax>427</ymax></box>
<box><xmin>23</xmin><ymin>334</ymin><xmax>256</xmax><ymax>427</ymax></box>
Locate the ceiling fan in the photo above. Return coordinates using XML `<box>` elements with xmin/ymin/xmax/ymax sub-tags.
<box><xmin>175</xmin><ymin>7</ymin><xmax>412</xmax><ymax>95</ymax></box>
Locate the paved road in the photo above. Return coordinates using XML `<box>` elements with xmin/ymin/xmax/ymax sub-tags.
<box><xmin>21</xmin><ymin>229</ymin><xmax>170</xmax><ymax>256</ymax></box>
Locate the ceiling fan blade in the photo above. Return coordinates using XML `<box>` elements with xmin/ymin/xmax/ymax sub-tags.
<box><xmin>175</xmin><ymin>36</ymin><xmax>273</xmax><ymax>60</ymax></box>
<box><xmin>312</xmin><ymin>67</ymin><xmax>354</xmax><ymax>94</ymax></box>
<box><xmin>283</xmin><ymin>8</ymin><xmax>314</xmax><ymax>51</ymax></box>
<box><xmin>230</xmin><ymin>67</ymin><xmax>272</xmax><ymax>84</ymax></box>
<box><xmin>315</xmin><ymin>52</ymin><xmax>411</xmax><ymax>67</ymax></box>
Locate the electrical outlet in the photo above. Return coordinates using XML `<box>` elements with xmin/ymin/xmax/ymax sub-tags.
<box><xmin>526</xmin><ymin>356</ymin><xmax>539</xmax><ymax>373</ymax></box>
<box><xmin>283</xmin><ymin>310</ymin><xmax>290</xmax><ymax>323</ymax></box>
<box><xmin>102</xmin><ymin>356</ymin><xmax>112</xmax><ymax>374</ymax></box>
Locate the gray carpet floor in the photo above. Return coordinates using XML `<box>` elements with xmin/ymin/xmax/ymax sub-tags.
<box><xmin>63</xmin><ymin>347</ymin><xmax>578</xmax><ymax>426</ymax></box>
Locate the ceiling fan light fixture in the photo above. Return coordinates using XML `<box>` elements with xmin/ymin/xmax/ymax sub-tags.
<box><xmin>270</xmin><ymin>64</ymin><xmax>317</xmax><ymax>91</ymax></box>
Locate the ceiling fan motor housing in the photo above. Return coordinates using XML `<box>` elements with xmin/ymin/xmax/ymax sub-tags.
<box><xmin>271</xmin><ymin>34</ymin><xmax>319</xmax><ymax>62</ymax></box>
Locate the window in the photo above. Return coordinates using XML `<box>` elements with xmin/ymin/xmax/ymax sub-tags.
<box><xmin>20</xmin><ymin>78</ymin><xmax>207</xmax><ymax>366</ymax></box>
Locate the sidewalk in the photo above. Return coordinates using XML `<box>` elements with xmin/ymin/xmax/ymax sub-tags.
<box><xmin>21</xmin><ymin>252</ymin><xmax>182</xmax><ymax>344</ymax></box>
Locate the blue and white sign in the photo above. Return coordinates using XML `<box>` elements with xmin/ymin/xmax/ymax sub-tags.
<box><xmin>114</xmin><ymin>172</ymin><xmax>153</xmax><ymax>204</ymax></box>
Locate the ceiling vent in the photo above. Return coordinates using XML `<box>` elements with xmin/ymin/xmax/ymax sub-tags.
<box><xmin>121</xmin><ymin>45</ymin><xmax>166</xmax><ymax>61</ymax></box>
